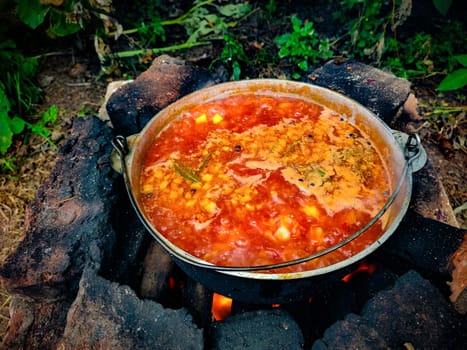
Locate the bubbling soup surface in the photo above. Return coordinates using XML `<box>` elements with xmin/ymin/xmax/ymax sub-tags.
<box><xmin>140</xmin><ymin>94</ymin><xmax>391</xmax><ymax>273</ymax></box>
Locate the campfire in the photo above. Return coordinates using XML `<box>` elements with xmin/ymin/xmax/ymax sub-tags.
<box><xmin>1</xmin><ymin>55</ymin><xmax>465</xmax><ymax>349</ymax></box>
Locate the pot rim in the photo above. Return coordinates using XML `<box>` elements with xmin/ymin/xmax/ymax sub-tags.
<box><xmin>115</xmin><ymin>79</ymin><xmax>422</xmax><ymax>281</ymax></box>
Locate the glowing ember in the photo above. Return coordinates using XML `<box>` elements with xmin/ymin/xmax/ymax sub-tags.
<box><xmin>341</xmin><ymin>261</ymin><xmax>377</xmax><ymax>283</ymax></box>
<box><xmin>211</xmin><ymin>293</ymin><xmax>233</xmax><ymax>321</ymax></box>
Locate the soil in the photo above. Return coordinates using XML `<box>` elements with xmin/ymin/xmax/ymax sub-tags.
<box><xmin>0</xmin><ymin>0</ymin><xmax>466</xmax><ymax>341</ymax></box>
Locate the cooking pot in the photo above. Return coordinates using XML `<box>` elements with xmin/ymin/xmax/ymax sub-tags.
<box><xmin>112</xmin><ymin>79</ymin><xmax>426</xmax><ymax>304</ymax></box>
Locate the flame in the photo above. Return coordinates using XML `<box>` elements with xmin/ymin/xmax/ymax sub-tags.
<box><xmin>211</xmin><ymin>293</ymin><xmax>233</xmax><ymax>321</ymax></box>
<box><xmin>341</xmin><ymin>261</ymin><xmax>376</xmax><ymax>283</ymax></box>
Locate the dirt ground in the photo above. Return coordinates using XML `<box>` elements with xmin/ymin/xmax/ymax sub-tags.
<box><xmin>0</xmin><ymin>55</ymin><xmax>108</xmax><ymax>337</ymax></box>
<box><xmin>1</xmin><ymin>1</ymin><xmax>466</xmax><ymax>340</ymax></box>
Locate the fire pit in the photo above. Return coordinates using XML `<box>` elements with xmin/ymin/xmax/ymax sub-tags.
<box><xmin>0</xmin><ymin>56</ymin><xmax>465</xmax><ymax>350</ymax></box>
<box><xmin>112</xmin><ymin>78</ymin><xmax>427</xmax><ymax>304</ymax></box>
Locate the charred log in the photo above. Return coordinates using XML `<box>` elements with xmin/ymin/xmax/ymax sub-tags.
<box><xmin>106</xmin><ymin>55</ymin><xmax>216</xmax><ymax>136</ymax></box>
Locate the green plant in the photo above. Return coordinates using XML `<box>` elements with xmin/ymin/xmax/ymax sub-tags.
<box><xmin>420</xmin><ymin>98</ymin><xmax>466</xmax><ymax>153</ymax></box>
<box><xmin>15</xmin><ymin>0</ymin><xmax>110</xmax><ymax>38</ymax></box>
<box><xmin>101</xmin><ymin>0</ymin><xmax>251</xmax><ymax>73</ymax></box>
<box><xmin>383</xmin><ymin>33</ymin><xmax>433</xmax><ymax>79</ymax></box>
<box><xmin>216</xmin><ymin>33</ymin><xmax>250</xmax><ymax>80</ymax></box>
<box><xmin>332</xmin><ymin>0</ymin><xmax>466</xmax><ymax>84</ymax></box>
<box><xmin>275</xmin><ymin>16</ymin><xmax>333</xmax><ymax>78</ymax></box>
<box><xmin>335</xmin><ymin>0</ymin><xmax>399</xmax><ymax>63</ymax></box>
<box><xmin>27</xmin><ymin>105</ymin><xmax>59</xmax><ymax>144</ymax></box>
<box><xmin>0</xmin><ymin>82</ymin><xmax>25</xmax><ymax>155</ymax></box>
<box><xmin>0</xmin><ymin>155</ymin><xmax>19</xmax><ymax>173</ymax></box>
<box><xmin>0</xmin><ymin>37</ymin><xmax>39</xmax><ymax>155</ymax></box>
<box><xmin>437</xmin><ymin>54</ymin><xmax>467</xmax><ymax>91</ymax></box>
<box><xmin>0</xmin><ymin>102</ymin><xmax>58</xmax><ymax>173</ymax></box>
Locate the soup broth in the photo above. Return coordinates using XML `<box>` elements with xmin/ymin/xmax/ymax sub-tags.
<box><xmin>140</xmin><ymin>94</ymin><xmax>391</xmax><ymax>272</ymax></box>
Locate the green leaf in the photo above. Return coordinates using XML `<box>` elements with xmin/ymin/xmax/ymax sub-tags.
<box><xmin>291</xmin><ymin>16</ymin><xmax>302</xmax><ymax>32</ymax></box>
<box><xmin>0</xmin><ymin>113</ymin><xmax>22</xmax><ymax>155</ymax></box>
<box><xmin>217</xmin><ymin>4</ymin><xmax>251</xmax><ymax>18</ymax></box>
<box><xmin>0</xmin><ymin>116</ymin><xmax>12</xmax><ymax>154</ymax></box>
<box><xmin>0</xmin><ymin>86</ymin><xmax>11</xmax><ymax>116</ymax></box>
<box><xmin>275</xmin><ymin>33</ymin><xmax>290</xmax><ymax>46</ymax></box>
<box><xmin>47</xmin><ymin>12</ymin><xmax>82</xmax><ymax>37</ymax></box>
<box><xmin>19</xmin><ymin>56</ymin><xmax>39</xmax><ymax>77</ymax></box>
<box><xmin>437</xmin><ymin>68</ymin><xmax>467</xmax><ymax>91</ymax></box>
<box><xmin>298</xmin><ymin>60</ymin><xmax>308</xmax><ymax>71</ymax></box>
<box><xmin>432</xmin><ymin>0</ymin><xmax>452</xmax><ymax>16</ymax></box>
<box><xmin>15</xmin><ymin>0</ymin><xmax>50</xmax><ymax>29</ymax></box>
<box><xmin>42</xmin><ymin>105</ymin><xmax>58</xmax><ymax>124</ymax></box>
<box><xmin>28</xmin><ymin>123</ymin><xmax>50</xmax><ymax>138</ymax></box>
<box><xmin>10</xmin><ymin>116</ymin><xmax>25</xmax><ymax>134</ymax></box>
<box><xmin>173</xmin><ymin>161</ymin><xmax>200</xmax><ymax>183</ymax></box>
<box><xmin>454</xmin><ymin>54</ymin><xmax>467</xmax><ymax>67</ymax></box>
<box><xmin>231</xmin><ymin>61</ymin><xmax>241</xmax><ymax>80</ymax></box>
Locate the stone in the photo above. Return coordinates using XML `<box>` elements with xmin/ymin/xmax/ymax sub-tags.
<box><xmin>139</xmin><ymin>241</ymin><xmax>177</xmax><ymax>304</ymax></box>
<box><xmin>311</xmin><ymin>314</ymin><xmax>390</xmax><ymax>350</ymax></box>
<box><xmin>1</xmin><ymin>297</ymin><xmax>70</xmax><ymax>350</ymax></box>
<box><xmin>58</xmin><ymin>268</ymin><xmax>203</xmax><ymax>349</ymax></box>
<box><xmin>210</xmin><ymin>309</ymin><xmax>304</xmax><ymax>350</ymax></box>
<box><xmin>448</xmin><ymin>234</ymin><xmax>467</xmax><ymax>314</ymax></box>
<box><xmin>361</xmin><ymin>270</ymin><xmax>466</xmax><ymax>349</ymax></box>
<box><xmin>379</xmin><ymin>209</ymin><xmax>465</xmax><ymax>277</ymax></box>
<box><xmin>98</xmin><ymin>184</ymin><xmax>150</xmax><ymax>289</ymax></box>
<box><xmin>309</xmin><ymin>59</ymin><xmax>411</xmax><ymax>125</ymax></box>
<box><xmin>313</xmin><ymin>270</ymin><xmax>466</xmax><ymax>350</ymax></box>
<box><xmin>98</xmin><ymin>80</ymin><xmax>132</xmax><ymax>122</ymax></box>
<box><xmin>411</xmin><ymin>158</ymin><xmax>459</xmax><ymax>227</ymax></box>
<box><xmin>183</xmin><ymin>278</ymin><xmax>213</xmax><ymax>328</ymax></box>
<box><xmin>106</xmin><ymin>54</ymin><xmax>216</xmax><ymax>136</ymax></box>
<box><xmin>0</xmin><ymin>116</ymin><xmax>118</xmax><ymax>300</ymax></box>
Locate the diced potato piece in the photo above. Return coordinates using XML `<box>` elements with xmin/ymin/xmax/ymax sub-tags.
<box><xmin>186</xmin><ymin>199</ymin><xmax>196</xmax><ymax>207</ymax></box>
<box><xmin>309</xmin><ymin>226</ymin><xmax>324</xmax><ymax>243</ymax></box>
<box><xmin>191</xmin><ymin>182</ymin><xmax>202</xmax><ymax>190</ymax></box>
<box><xmin>245</xmin><ymin>203</ymin><xmax>255</xmax><ymax>211</ymax></box>
<box><xmin>201</xmin><ymin>173</ymin><xmax>213</xmax><ymax>182</ymax></box>
<box><xmin>275</xmin><ymin>226</ymin><xmax>291</xmax><ymax>241</ymax></box>
<box><xmin>195</xmin><ymin>113</ymin><xmax>207</xmax><ymax>123</ymax></box>
<box><xmin>168</xmin><ymin>191</ymin><xmax>179</xmax><ymax>200</ymax></box>
<box><xmin>212</xmin><ymin>113</ymin><xmax>223</xmax><ymax>124</ymax></box>
<box><xmin>201</xmin><ymin>199</ymin><xmax>217</xmax><ymax>213</ymax></box>
<box><xmin>142</xmin><ymin>183</ymin><xmax>153</xmax><ymax>194</ymax></box>
<box><xmin>159</xmin><ymin>179</ymin><xmax>169</xmax><ymax>190</ymax></box>
<box><xmin>303</xmin><ymin>205</ymin><xmax>319</xmax><ymax>218</ymax></box>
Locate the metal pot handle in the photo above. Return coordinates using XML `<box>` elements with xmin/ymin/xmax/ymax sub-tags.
<box><xmin>392</xmin><ymin>130</ymin><xmax>427</xmax><ymax>173</ymax></box>
<box><xmin>111</xmin><ymin>133</ymin><xmax>425</xmax><ymax>272</ymax></box>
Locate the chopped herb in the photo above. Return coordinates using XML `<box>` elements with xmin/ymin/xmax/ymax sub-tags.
<box><xmin>284</xmin><ymin>137</ymin><xmax>302</xmax><ymax>155</ymax></box>
<box><xmin>198</xmin><ymin>153</ymin><xmax>212</xmax><ymax>173</ymax></box>
<box><xmin>317</xmin><ymin>168</ymin><xmax>326</xmax><ymax>177</ymax></box>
